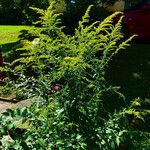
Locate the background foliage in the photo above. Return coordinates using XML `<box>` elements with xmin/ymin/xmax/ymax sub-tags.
<box><xmin>0</xmin><ymin>0</ymin><xmax>143</xmax><ymax>30</ymax></box>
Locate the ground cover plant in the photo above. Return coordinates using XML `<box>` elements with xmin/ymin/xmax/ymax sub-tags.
<box><xmin>0</xmin><ymin>2</ymin><xmax>150</xmax><ymax>150</ymax></box>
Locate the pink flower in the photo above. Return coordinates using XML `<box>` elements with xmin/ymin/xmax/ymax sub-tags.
<box><xmin>48</xmin><ymin>85</ymin><xmax>61</xmax><ymax>94</ymax></box>
<box><xmin>52</xmin><ymin>85</ymin><xmax>61</xmax><ymax>90</ymax></box>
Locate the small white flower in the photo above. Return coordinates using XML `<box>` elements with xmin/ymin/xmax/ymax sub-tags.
<box><xmin>32</xmin><ymin>38</ymin><xmax>40</xmax><ymax>48</ymax></box>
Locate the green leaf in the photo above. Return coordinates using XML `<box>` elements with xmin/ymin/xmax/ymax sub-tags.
<box><xmin>38</xmin><ymin>138</ymin><xmax>46</xmax><ymax>148</ymax></box>
<box><xmin>116</xmin><ymin>136</ymin><xmax>120</xmax><ymax>147</ymax></box>
<box><xmin>6</xmin><ymin>123</ymin><xmax>14</xmax><ymax>130</ymax></box>
<box><xmin>76</xmin><ymin>134</ymin><xmax>82</xmax><ymax>140</ymax></box>
<box><xmin>20</xmin><ymin>107</ymin><xmax>28</xmax><ymax>117</ymax></box>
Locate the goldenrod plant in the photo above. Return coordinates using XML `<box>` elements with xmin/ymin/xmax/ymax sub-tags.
<box><xmin>0</xmin><ymin>2</ymin><xmax>149</xmax><ymax>150</ymax></box>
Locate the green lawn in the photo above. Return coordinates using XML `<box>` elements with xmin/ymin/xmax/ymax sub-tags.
<box><xmin>0</xmin><ymin>25</ymin><xmax>33</xmax><ymax>45</ymax></box>
<box><xmin>0</xmin><ymin>25</ymin><xmax>33</xmax><ymax>62</ymax></box>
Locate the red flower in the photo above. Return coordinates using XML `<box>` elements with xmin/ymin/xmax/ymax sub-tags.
<box><xmin>52</xmin><ymin>85</ymin><xmax>61</xmax><ymax>90</ymax></box>
<box><xmin>48</xmin><ymin>85</ymin><xmax>61</xmax><ymax>94</ymax></box>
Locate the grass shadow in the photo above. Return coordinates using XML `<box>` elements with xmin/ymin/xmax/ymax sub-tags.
<box><xmin>0</xmin><ymin>28</ymin><xmax>33</xmax><ymax>62</ymax></box>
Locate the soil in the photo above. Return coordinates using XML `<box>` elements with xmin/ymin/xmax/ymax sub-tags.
<box><xmin>0</xmin><ymin>98</ymin><xmax>33</xmax><ymax>114</ymax></box>
<box><xmin>0</xmin><ymin>101</ymin><xmax>15</xmax><ymax>113</ymax></box>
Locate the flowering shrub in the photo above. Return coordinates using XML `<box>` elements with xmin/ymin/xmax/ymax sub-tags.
<box><xmin>0</xmin><ymin>2</ymin><xmax>149</xmax><ymax>150</ymax></box>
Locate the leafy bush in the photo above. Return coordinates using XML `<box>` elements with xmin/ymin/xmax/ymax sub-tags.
<box><xmin>1</xmin><ymin>2</ymin><xmax>149</xmax><ymax>150</ymax></box>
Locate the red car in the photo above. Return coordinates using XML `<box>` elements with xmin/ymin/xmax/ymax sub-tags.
<box><xmin>122</xmin><ymin>1</ymin><xmax>150</xmax><ymax>41</ymax></box>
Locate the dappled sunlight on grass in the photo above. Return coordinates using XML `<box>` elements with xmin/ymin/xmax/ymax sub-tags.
<box><xmin>0</xmin><ymin>26</ymin><xmax>33</xmax><ymax>45</ymax></box>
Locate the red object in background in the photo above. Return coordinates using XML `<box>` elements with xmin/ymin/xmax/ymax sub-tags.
<box><xmin>114</xmin><ymin>1</ymin><xmax>150</xmax><ymax>41</ymax></box>
<box><xmin>115</xmin><ymin>2</ymin><xmax>150</xmax><ymax>41</ymax></box>
<box><xmin>123</xmin><ymin>2</ymin><xmax>150</xmax><ymax>40</ymax></box>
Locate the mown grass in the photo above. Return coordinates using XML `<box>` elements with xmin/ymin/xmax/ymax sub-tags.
<box><xmin>0</xmin><ymin>25</ymin><xmax>33</xmax><ymax>62</ymax></box>
<box><xmin>0</xmin><ymin>25</ymin><xmax>33</xmax><ymax>45</ymax></box>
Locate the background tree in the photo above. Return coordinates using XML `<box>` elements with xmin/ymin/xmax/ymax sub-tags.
<box><xmin>0</xmin><ymin>0</ymin><xmax>142</xmax><ymax>28</ymax></box>
<box><xmin>62</xmin><ymin>0</ymin><xmax>110</xmax><ymax>34</ymax></box>
<box><xmin>0</xmin><ymin>0</ymin><xmax>117</xmax><ymax>25</ymax></box>
<box><xmin>0</xmin><ymin>0</ymin><xmax>49</xmax><ymax>24</ymax></box>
